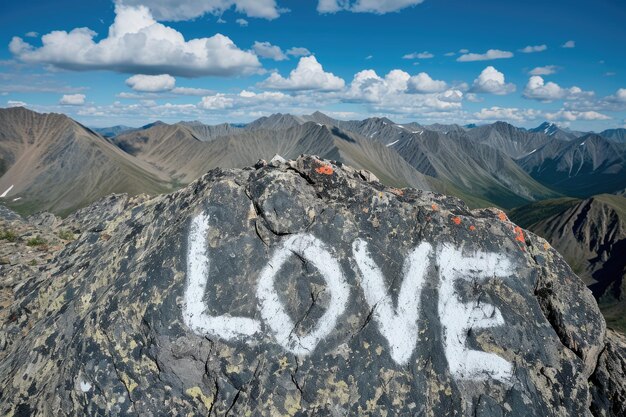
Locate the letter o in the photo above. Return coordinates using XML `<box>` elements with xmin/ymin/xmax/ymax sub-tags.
<box><xmin>257</xmin><ymin>234</ymin><xmax>350</xmax><ymax>356</ymax></box>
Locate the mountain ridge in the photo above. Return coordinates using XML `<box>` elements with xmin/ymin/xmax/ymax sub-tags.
<box><xmin>2</xmin><ymin>107</ymin><xmax>625</xmax><ymax>217</ymax></box>
<box><xmin>517</xmin><ymin>133</ymin><xmax>626</xmax><ymax>197</ymax></box>
<box><xmin>0</xmin><ymin>107</ymin><xmax>172</xmax><ymax>215</ymax></box>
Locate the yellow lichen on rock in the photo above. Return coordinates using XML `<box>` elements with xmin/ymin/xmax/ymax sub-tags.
<box><xmin>185</xmin><ymin>386</ymin><xmax>214</xmax><ymax>411</ymax></box>
<box><xmin>283</xmin><ymin>393</ymin><xmax>302</xmax><ymax>416</ymax></box>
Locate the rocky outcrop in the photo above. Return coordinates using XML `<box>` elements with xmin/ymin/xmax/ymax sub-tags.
<box><xmin>590</xmin><ymin>330</ymin><xmax>626</xmax><ymax>417</ymax></box>
<box><xmin>510</xmin><ymin>194</ymin><xmax>626</xmax><ymax>332</ymax></box>
<box><xmin>0</xmin><ymin>207</ymin><xmax>68</xmax><ymax>355</ymax></box>
<box><xmin>0</xmin><ymin>156</ymin><xmax>616</xmax><ymax>416</ymax></box>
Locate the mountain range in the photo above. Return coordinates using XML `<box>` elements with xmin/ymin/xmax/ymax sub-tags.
<box><xmin>3</xmin><ymin>107</ymin><xmax>626</xmax><ymax>215</ymax></box>
<box><xmin>1</xmin><ymin>106</ymin><xmax>625</xmax><ymax>328</ymax></box>
<box><xmin>518</xmin><ymin>134</ymin><xmax>626</xmax><ymax>197</ymax></box>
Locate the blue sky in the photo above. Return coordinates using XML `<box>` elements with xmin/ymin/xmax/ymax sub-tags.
<box><xmin>1</xmin><ymin>0</ymin><xmax>625</xmax><ymax>130</ymax></box>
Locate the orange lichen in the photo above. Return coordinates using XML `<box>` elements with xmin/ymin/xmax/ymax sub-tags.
<box><xmin>452</xmin><ymin>217</ymin><xmax>462</xmax><ymax>225</ymax></box>
<box><xmin>497</xmin><ymin>211</ymin><xmax>508</xmax><ymax>222</ymax></box>
<box><xmin>469</xmin><ymin>225</ymin><xmax>476</xmax><ymax>231</ymax></box>
<box><xmin>543</xmin><ymin>242</ymin><xmax>550</xmax><ymax>251</ymax></box>
<box><xmin>389</xmin><ymin>188</ymin><xmax>404</xmax><ymax>196</ymax></box>
<box><xmin>315</xmin><ymin>165</ymin><xmax>334</xmax><ymax>175</ymax></box>
<box><xmin>431</xmin><ymin>204</ymin><xmax>439</xmax><ymax>211</ymax></box>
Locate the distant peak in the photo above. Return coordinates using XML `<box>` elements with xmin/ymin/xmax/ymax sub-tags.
<box><xmin>486</xmin><ymin>121</ymin><xmax>521</xmax><ymax>135</ymax></box>
<box><xmin>142</xmin><ymin>120</ymin><xmax>167</xmax><ymax>129</ymax></box>
<box><xmin>1</xmin><ymin>106</ymin><xmax>67</xmax><ymax>120</ymax></box>
<box><xmin>492</xmin><ymin>121</ymin><xmax>515</xmax><ymax>128</ymax></box>
<box><xmin>531</xmin><ymin>121</ymin><xmax>561</xmax><ymax>136</ymax></box>
<box><xmin>363</xmin><ymin>116</ymin><xmax>395</xmax><ymax>126</ymax></box>
<box><xmin>178</xmin><ymin>120</ymin><xmax>204</xmax><ymax>126</ymax></box>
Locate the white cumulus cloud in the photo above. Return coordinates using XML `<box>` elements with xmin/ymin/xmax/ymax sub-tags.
<box><xmin>126</xmin><ymin>74</ymin><xmax>176</xmax><ymax>92</ymax></box>
<box><xmin>318</xmin><ymin>0</ymin><xmax>425</xmax><ymax>14</ymax></box>
<box><xmin>259</xmin><ymin>56</ymin><xmax>345</xmax><ymax>91</ymax></box>
<box><xmin>523</xmin><ymin>76</ymin><xmax>592</xmax><ymax>102</ymax></box>
<box><xmin>407</xmin><ymin>72</ymin><xmax>448</xmax><ymax>93</ymax></box>
<box><xmin>611</xmin><ymin>88</ymin><xmax>626</xmax><ymax>102</ymax></box>
<box><xmin>236</xmin><ymin>18</ymin><xmax>249</xmax><ymax>26</ymax></box>
<box><xmin>197</xmin><ymin>90</ymin><xmax>302</xmax><ymax>114</ymax></box>
<box><xmin>562</xmin><ymin>40</ymin><xmax>576</xmax><ymax>48</ymax></box>
<box><xmin>585</xmin><ymin>88</ymin><xmax>626</xmax><ymax>112</ymax></box>
<box><xmin>9</xmin><ymin>5</ymin><xmax>261</xmax><ymax>77</ymax></box>
<box><xmin>474</xmin><ymin>107</ymin><xmax>541</xmax><ymax>123</ymax></box>
<box><xmin>545</xmin><ymin>110</ymin><xmax>610</xmax><ymax>121</ymax></box>
<box><xmin>457</xmin><ymin>49</ymin><xmax>513</xmax><ymax>62</ymax></box>
<box><xmin>345</xmin><ymin>69</ymin><xmax>462</xmax><ymax>113</ymax></box>
<box><xmin>7</xmin><ymin>100</ymin><xmax>27</xmax><ymax>108</ymax></box>
<box><xmin>253</xmin><ymin>41</ymin><xmax>288</xmax><ymax>61</ymax></box>
<box><xmin>116</xmin><ymin>0</ymin><xmax>282</xmax><ymax>21</ymax></box>
<box><xmin>347</xmin><ymin>69</ymin><xmax>408</xmax><ymax>101</ymax></box>
<box><xmin>471</xmin><ymin>66</ymin><xmax>516</xmax><ymax>95</ymax></box>
<box><xmin>558</xmin><ymin>88</ymin><xmax>626</xmax><ymax>113</ymax></box>
<box><xmin>199</xmin><ymin>93</ymin><xmax>235</xmax><ymax>110</ymax></box>
<box><xmin>60</xmin><ymin>94</ymin><xmax>86</xmax><ymax>106</ymax></box>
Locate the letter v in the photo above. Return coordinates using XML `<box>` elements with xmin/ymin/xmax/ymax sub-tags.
<box><xmin>352</xmin><ymin>239</ymin><xmax>432</xmax><ymax>365</ymax></box>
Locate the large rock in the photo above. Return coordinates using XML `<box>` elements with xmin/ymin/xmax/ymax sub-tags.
<box><xmin>590</xmin><ymin>330</ymin><xmax>626</xmax><ymax>417</ymax></box>
<box><xmin>0</xmin><ymin>156</ymin><xmax>609</xmax><ymax>416</ymax></box>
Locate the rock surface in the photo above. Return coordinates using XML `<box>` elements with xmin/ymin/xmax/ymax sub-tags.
<box><xmin>0</xmin><ymin>208</ymin><xmax>68</xmax><ymax>342</ymax></box>
<box><xmin>509</xmin><ymin>193</ymin><xmax>626</xmax><ymax>333</ymax></box>
<box><xmin>590</xmin><ymin>330</ymin><xmax>626</xmax><ymax>417</ymax></box>
<box><xmin>0</xmin><ymin>155</ymin><xmax>617</xmax><ymax>416</ymax></box>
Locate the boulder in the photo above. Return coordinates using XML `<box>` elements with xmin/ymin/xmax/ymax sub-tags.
<box><xmin>590</xmin><ymin>330</ymin><xmax>626</xmax><ymax>417</ymax></box>
<box><xmin>0</xmin><ymin>156</ymin><xmax>609</xmax><ymax>416</ymax></box>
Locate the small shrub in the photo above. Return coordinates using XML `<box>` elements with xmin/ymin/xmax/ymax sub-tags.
<box><xmin>26</xmin><ymin>236</ymin><xmax>47</xmax><ymax>247</ymax></box>
<box><xmin>0</xmin><ymin>229</ymin><xmax>18</xmax><ymax>242</ymax></box>
<box><xmin>29</xmin><ymin>259</ymin><xmax>37</xmax><ymax>266</ymax></box>
<box><xmin>58</xmin><ymin>230</ymin><xmax>74</xmax><ymax>241</ymax></box>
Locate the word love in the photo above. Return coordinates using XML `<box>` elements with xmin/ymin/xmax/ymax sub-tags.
<box><xmin>183</xmin><ymin>213</ymin><xmax>515</xmax><ymax>383</ymax></box>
